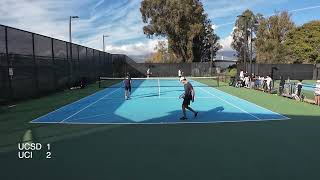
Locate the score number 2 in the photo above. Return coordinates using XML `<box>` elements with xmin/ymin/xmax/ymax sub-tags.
<box><xmin>46</xmin><ymin>144</ymin><xmax>52</xmax><ymax>159</ymax></box>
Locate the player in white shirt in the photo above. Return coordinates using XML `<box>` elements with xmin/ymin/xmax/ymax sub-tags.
<box><xmin>266</xmin><ymin>76</ymin><xmax>273</xmax><ymax>92</ymax></box>
<box><xmin>244</xmin><ymin>76</ymin><xmax>249</xmax><ymax>88</ymax></box>
<box><xmin>315</xmin><ymin>80</ymin><xmax>320</xmax><ymax>106</ymax></box>
<box><xmin>239</xmin><ymin>70</ymin><xmax>244</xmax><ymax>81</ymax></box>
<box><xmin>146</xmin><ymin>68</ymin><xmax>151</xmax><ymax>78</ymax></box>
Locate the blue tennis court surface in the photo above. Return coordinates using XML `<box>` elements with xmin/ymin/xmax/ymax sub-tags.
<box><xmin>303</xmin><ymin>83</ymin><xmax>316</xmax><ymax>92</ymax></box>
<box><xmin>31</xmin><ymin>79</ymin><xmax>289</xmax><ymax>124</ymax></box>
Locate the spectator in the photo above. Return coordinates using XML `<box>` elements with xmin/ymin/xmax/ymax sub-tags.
<box><xmin>259</xmin><ymin>76</ymin><xmax>264</xmax><ymax>90</ymax></box>
<box><xmin>315</xmin><ymin>80</ymin><xmax>320</xmax><ymax>106</ymax></box>
<box><xmin>239</xmin><ymin>69</ymin><xmax>244</xmax><ymax>81</ymax></box>
<box><xmin>279</xmin><ymin>76</ymin><xmax>285</xmax><ymax>96</ymax></box>
<box><xmin>254</xmin><ymin>75</ymin><xmax>259</xmax><ymax>89</ymax></box>
<box><xmin>292</xmin><ymin>80</ymin><xmax>303</xmax><ymax>101</ymax></box>
<box><xmin>264</xmin><ymin>76</ymin><xmax>272</xmax><ymax>93</ymax></box>
<box><xmin>250</xmin><ymin>74</ymin><xmax>255</xmax><ymax>89</ymax></box>
<box><xmin>229</xmin><ymin>76</ymin><xmax>235</xmax><ymax>86</ymax></box>
<box><xmin>244</xmin><ymin>75</ymin><xmax>250</xmax><ymax>88</ymax></box>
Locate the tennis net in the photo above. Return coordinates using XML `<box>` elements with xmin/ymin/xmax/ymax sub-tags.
<box><xmin>98</xmin><ymin>76</ymin><xmax>220</xmax><ymax>89</ymax></box>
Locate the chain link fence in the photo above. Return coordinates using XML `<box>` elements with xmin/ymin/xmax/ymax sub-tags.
<box><xmin>0</xmin><ymin>25</ymin><xmax>223</xmax><ymax>103</ymax></box>
<box><xmin>114</xmin><ymin>61</ymin><xmax>218</xmax><ymax>78</ymax></box>
<box><xmin>238</xmin><ymin>63</ymin><xmax>315</xmax><ymax>80</ymax></box>
<box><xmin>0</xmin><ymin>25</ymin><xmax>115</xmax><ymax>103</ymax></box>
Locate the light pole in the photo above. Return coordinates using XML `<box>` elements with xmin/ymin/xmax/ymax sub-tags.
<box><xmin>68</xmin><ymin>16</ymin><xmax>78</xmax><ymax>88</ymax></box>
<box><xmin>103</xmin><ymin>35</ymin><xmax>109</xmax><ymax>52</ymax></box>
<box><xmin>69</xmin><ymin>16</ymin><xmax>79</xmax><ymax>44</ymax></box>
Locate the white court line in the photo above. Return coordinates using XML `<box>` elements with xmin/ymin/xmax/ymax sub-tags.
<box><xmin>30</xmin><ymin>82</ymin><xmax>123</xmax><ymax>123</ymax></box>
<box><xmin>197</xmin><ymin>86</ymin><xmax>262</xmax><ymax>120</ymax></box>
<box><xmin>55</xmin><ymin>117</ymin><xmax>289</xmax><ymax>125</ymax></box>
<box><xmin>193</xmin><ymin>79</ymin><xmax>289</xmax><ymax>120</ymax></box>
<box><xmin>210</xmin><ymin>87</ymin><xmax>290</xmax><ymax>120</ymax></box>
<box><xmin>101</xmin><ymin>96</ymin><xmax>217</xmax><ymax>100</ymax></box>
<box><xmin>67</xmin><ymin>113</ymin><xmax>112</xmax><ymax>121</ymax></box>
<box><xmin>59</xmin><ymin>87</ymin><xmax>121</xmax><ymax>123</ymax></box>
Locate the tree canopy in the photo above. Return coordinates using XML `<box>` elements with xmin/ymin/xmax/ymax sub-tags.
<box><xmin>140</xmin><ymin>0</ymin><xmax>220</xmax><ymax>62</ymax></box>
<box><xmin>255</xmin><ymin>11</ymin><xmax>295</xmax><ymax>64</ymax></box>
<box><xmin>285</xmin><ymin>20</ymin><xmax>320</xmax><ymax>64</ymax></box>
<box><xmin>231</xmin><ymin>9</ymin><xmax>258</xmax><ymax>62</ymax></box>
<box><xmin>146</xmin><ymin>41</ymin><xmax>180</xmax><ymax>63</ymax></box>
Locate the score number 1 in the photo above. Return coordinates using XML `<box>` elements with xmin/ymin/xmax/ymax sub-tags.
<box><xmin>46</xmin><ymin>144</ymin><xmax>52</xmax><ymax>159</ymax></box>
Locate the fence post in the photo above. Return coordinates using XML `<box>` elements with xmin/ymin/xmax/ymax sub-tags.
<box><xmin>4</xmin><ymin>27</ymin><xmax>13</xmax><ymax>101</ymax></box>
<box><xmin>103</xmin><ymin>52</ymin><xmax>106</xmax><ymax>76</ymax></box>
<box><xmin>51</xmin><ymin>38</ymin><xmax>57</xmax><ymax>90</ymax></box>
<box><xmin>112</xmin><ymin>54</ymin><xmax>114</xmax><ymax>78</ymax></box>
<box><xmin>316</xmin><ymin>64</ymin><xmax>320</xmax><ymax>80</ymax></box>
<box><xmin>77</xmin><ymin>45</ymin><xmax>80</xmax><ymax>80</ymax></box>
<box><xmin>66</xmin><ymin>42</ymin><xmax>71</xmax><ymax>87</ymax></box>
<box><xmin>31</xmin><ymin>33</ymin><xmax>39</xmax><ymax>96</ymax></box>
<box><xmin>314</xmin><ymin>64</ymin><xmax>320</xmax><ymax>80</ymax></box>
<box><xmin>85</xmin><ymin>47</ymin><xmax>88</xmax><ymax>80</ymax></box>
<box><xmin>92</xmin><ymin>49</ymin><xmax>94</xmax><ymax>80</ymax></box>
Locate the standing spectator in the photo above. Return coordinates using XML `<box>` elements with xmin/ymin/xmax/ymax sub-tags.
<box><xmin>292</xmin><ymin>80</ymin><xmax>303</xmax><ymax>101</ymax></box>
<box><xmin>244</xmin><ymin>75</ymin><xmax>250</xmax><ymax>88</ymax></box>
<box><xmin>279</xmin><ymin>76</ymin><xmax>285</xmax><ymax>96</ymax></box>
<box><xmin>266</xmin><ymin>75</ymin><xmax>273</xmax><ymax>93</ymax></box>
<box><xmin>239</xmin><ymin>69</ymin><xmax>244</xmax><ymax>81</ymax></box>
<box><xmin>250</xmin><ymin>74</ymin><xmax>255</xmax><ymax>89</ymax></box>
<box><xmin>178</xmin><ymin>69</ymin><xmax>182</xmax><ymax>78</ymax></box>
<box><xmin>254</xmin><ymin>75</ymin><xmax>259</xmax><ymax>89</ymax></box>
<box><xmin>146</xmin><ymin>68</ymin><xmax>152</xmax><ymax>78</ymax></box>
<box><xmin>315</xmin><ymin>80</ymin><xmax>320</xmax><ymax>106</ymax></box>
<box><xmin>259</xmin><ymin>76</ymin><xmax>264</xmax><ymax>90</ymax></box>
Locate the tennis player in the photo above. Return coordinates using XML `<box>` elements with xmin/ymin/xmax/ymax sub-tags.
<box><xmin>179</xmin><ymin>77</ymin><xmax>198</xmax><ymax>120</ymax></box>
<box><xmin>146</xmin><ymin>68</ymin><xmax>152</xmax><ymax>78</ymax></box>
<box><xmin>124</xmin><ymin>73</ymin><xmax>132</xmax><ymax>100</ymax></box>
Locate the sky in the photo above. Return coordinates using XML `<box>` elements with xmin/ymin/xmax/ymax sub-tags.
<box><xmin>0</xmin><ymin>0</ymin><xmax>319</xmax><ymax>57</ymax></box>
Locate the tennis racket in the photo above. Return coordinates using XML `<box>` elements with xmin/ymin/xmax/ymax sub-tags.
<box><xmin>179</xmin><ymin>93</ymin><xmax>185</xmax><ymax>99</ymax></box>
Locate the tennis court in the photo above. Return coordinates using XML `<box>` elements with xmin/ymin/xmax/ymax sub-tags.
<box><xmin>31</xmin><ymin>77</ymin><xmax>288</xmax><ymax>124</ymax></box>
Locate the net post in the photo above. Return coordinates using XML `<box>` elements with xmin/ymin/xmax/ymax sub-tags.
<box><xmin>98</xmin><ymin>77</ymin><xmax>101</xmax><ymax>88</ymax></box>
<box><xmin>217</xmin><ymin>74</ymin><xmax>220</xmax><ymax>87</ymax></box>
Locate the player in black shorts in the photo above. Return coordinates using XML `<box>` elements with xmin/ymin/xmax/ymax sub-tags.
<box><xmin>179</xmin><ymin>77</ymin><xmax>198</xmax><ymax>120</ymax></box>
<box><xmin>124</xmin><ymin>73</ymin><xmax>132</xmax><ymax>100</ymax></box>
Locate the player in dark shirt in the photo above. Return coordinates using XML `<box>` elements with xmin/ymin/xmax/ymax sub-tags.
<box><xmin>179</xmin><ymin>77</ymin><xmax>198</xmax><ymax>120</ymax></box>
<box><xmin>293</xmin><ymin>80</ymin><xmax>303</xmax><ymax>101</ymax></box>
<box><xmin>279</xmin><ymin>76</ymin><xmax>285</xmax><ymax>95</ymax></box>
<box><xmin>296</xmin><ymin>80</ymin><xmax>303</xmax><ymax>97</ymax></box>
<box><xmin>124</xmin><ymin>73</ymin><xmax>132</xmax><ymax>100</ymax></box>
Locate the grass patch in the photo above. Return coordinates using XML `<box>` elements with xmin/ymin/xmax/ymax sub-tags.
<box><xmin>197</xmin><ymin>78</ymin><xmax>319</xmax><ymax>117</ymax></box>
